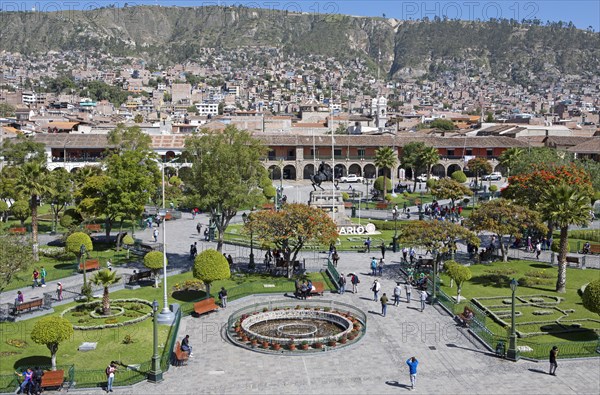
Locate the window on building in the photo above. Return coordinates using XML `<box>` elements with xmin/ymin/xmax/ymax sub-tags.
<box><xmin>268</xmin><ymin>150</ymin><xmax>276</xmax><ymax>160</ymax></box>
<box><xmin>447</xmin><ymin>149</ymin><xmax>455</xmax><ymax>156</ymax></box>
<box><xmin>466</xmin><ymin>149</ymin><xmax>473</xmax><ymax>156</ymax></box>
<box><xmin>486</xmin><ymin>149</ymin><xmax>493</xmax><ymax>157</ymax></box>
<box><xmin>334</xmin><ymin>149</ymin><xmax>342</xmax><ymax>157</ymax></box>
<box><xmin>358</xmin><ymin>148</ymin><xmax>366</xmax><ymax>158</ymax></box>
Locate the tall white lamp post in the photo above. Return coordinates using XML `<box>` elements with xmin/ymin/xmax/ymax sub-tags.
<box><xmin>157</xmin><ymin>158</ymin><xmax>174</xmax><ymax>324</ymax></box>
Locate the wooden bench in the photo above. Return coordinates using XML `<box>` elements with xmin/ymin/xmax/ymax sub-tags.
<box><xmin>172</xmin><ymin>341</ymin><xmax>189</xmax><ymax>366</ymax></box>
<box><xmin>262</xmin><ymin>203</ymin><xmax>275</xmax><ymax>210</ymax></box>
<box><xmin>375</xmin><ymin>202</ymin><xmax>389</xmax><ymax>210</ymax></box>
<box><xmin>12</xmin><ymin>298</ymin><xmax>43</xmax><ymax>315</ymax></box>
<box><xmin>589</xmin><ymin>244</ymin><xmax>600</xmax><ymax>254</ymax></box>
<box><xmin>309</xmin><ymin>281</ymin><xmax>325</xmax><ymax>296</ymax></box>
<box><xmin>84</xmin><ymin>224</ymin><xmax>102</xmax><ymax>232</ymax></box>
<box><xmin>193</xmin><ymin>298</ymin><xmax>219</xmax><ymax>316</ymax></box>
<box><xmin>566</xmin><ymin>256</ymin><xmax>580</xmax><ymax>267</ymax></box>
<box><xmin>41</xmin><ymin>369</ymin><xmax>64</xmax><ymax>390</ymax></box>
<box><xmin>9</xmin><ymin>227</ymin><xmax>26</xmax><ymax>235</ymax></box>
<box><xmin>79</xmin><ymin>259</ymin><xmax>100</xmax><ymax>272</ymax></box>
<box><xmin>127</xmin><ymin>270</ymin><xmax>153</xmax><ymax>284</ymax></box>
<box><xmin>457</xmin><ymin>306</ymin><xmax>475</xmax><ymax>327</ymax></box>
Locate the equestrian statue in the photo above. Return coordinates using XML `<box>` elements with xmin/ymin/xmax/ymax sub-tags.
<box><xmin>310</xmin><ymin>161</ymin><xmax>334</xmax><ymax>191</ymax></box>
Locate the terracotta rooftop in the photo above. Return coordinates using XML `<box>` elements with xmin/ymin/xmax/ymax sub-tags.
<box><xmin>567</xmin><ymin>138</ymin><xmax>600</xmax><ymax>154</ymax></box>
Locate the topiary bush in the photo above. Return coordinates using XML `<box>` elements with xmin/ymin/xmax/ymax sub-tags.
<box><xmin>489</xmin><ymin>185</ymin><xmax>498</xmax><ymax>193</ymax></box>
<box><xmin>144</xmin><ymin>251</ymin><xmax>167</xmax><ymax>287</ymax></box>
<box><xmin>373</xmin><ymin>176</ymin><xmax>392</xmax><ymax>193</ymax></box>
<box><xmin>451</xmin><ymin>170</ymin><xmax>467</xmax><ymax>183</ymax></box>
<box><xmin>581</xmin><ymin>279</ymin><xmax>600</xmax><ymax>315</ymax></box>
<box><xmin>341</xmin><ymin>192</ymin><xmax>349</xmax><ymax>201</ymax></box>
<box><xmin>193</xmin><ymin>249</ymin><xmax>231</xmax><ymax>296</ymax></box>
<box><xmin>65</xmin><ymin>232</ymin><xmax>93</xmax><ymax>257</ymax></box>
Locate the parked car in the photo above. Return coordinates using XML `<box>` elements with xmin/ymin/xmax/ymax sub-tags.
<box><xmin>415</xmin><ymin>174</ymin><xmax>439</xmax><ymax>182</ymax></box>
<box><xmin>340</xmin><ymin>174</ymin><xmax>364</xmax><ymax>183</ymax></box>
<box><xmin>482</xmin><ymin>172</ymin><xmax>502</xmax><ymax>181</ymax></box>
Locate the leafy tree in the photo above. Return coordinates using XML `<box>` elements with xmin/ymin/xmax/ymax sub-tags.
<box><xmin>44</xmin><ymin>168</ymin><xmax>72</xmax><ymax>234</ymax></box>
<box><xmin>420</xmin><ymin>146</ymin><xmax>440</xmax><ymax>179</ymax></box>
<box><xmin>65</xmin><ymin>232</ymin><xmax>93</xmax><ymax>287</ymax></box>
<box><xmin>163</xmin><ymin>92</ymin><xmax>172</xmax><ymax>102</ymax></box>
<box><xmin>374</xmin><ymin>146</ymin><xmax>397</xmax><ymax>199</ymax></box>
<box><xmin>133</xmin><ymin>114</ymin><xmax>144</xmax><ymax>123</ymax></box>
<box><xmin>581</xmin><ymin>279</ymin><xmax>600</xmax><ymax>315</ymax></box>
<box><xmin>334</xmin><ymin>123</ymin><xmax>348</xmax><ymax>134</ymax></box>
<box><xmin>184</xmin><ymin>126</ymin><xmax>268</xmax><ymax>251</ymax></box>
<box><xmin>107</xmin><ymin>124</ymin><xmax>152</xmax><ymax>152</ymax></box>
<box><xmin>374</xmin><ymin>176</ymin><xmax>392</xmax><ymax>195</ymax></box>
<box><xmin>193</xmin><ymin>249</ymin><xmax>230</xmax><ymax>295</ymax></box>
<box><xmin>539</xmin><ymin>184</ymin><xmax>591</xmax><ymax>293</ymax></box>
<box><xmin>144</xmin><ymin>251</ymin><xmax>167</xmax><ymax>288</ymax></box>
<box><xmin>466</xmin><ymin>199</ymin><xmax>547</xmax><ymax>261</ymax></box>
<box><xmin>245</xmin><ymin>203</ymin><xmax>338</xmax><ymax>278</ymax></box>
<box><xmin>82</xmin><ymin>80</ymin><xmax>129</xmax><ymax>106</ymax></box>
<box><xmin>15</xmin><ymin>161</ymin><xmax>53</xmax><ymax>261</ymax></box>
<box><xmin>467</xmin><ymin>157</ymin><xmax>492</xmax><ymax>184</ymax></box>
<box><xmin>577</xmin><ymin>159</ymin><xmax>600</xmax><ymax>192</ymax></box>
<box><xmin>71</xmin><ymin>166</ymin><xmax>103</xmax><ymax>191</ymax></box>
<box><xmin>499</xmin><ymin>147</ymin><xmax>524</xmax><ymax>178</ymax></box>
<box><xmin>11</xmin><ymin>200</ymin><xmax>30</xmax><ymax>226</ymax></box>
<box><xmin>430</xmin><ymin>178</ymin><xmax>473</xmax><ymax>207</ymax></box>
<box><xmin>400</xmin><ymin>141</ymin><xmax>426</xmax><ymax>190</ymax></box>
<box><xmin>509</xmin><ymin>147</ymin><xmax>570</xmax><ymax>176</ymax></box>
<box><xmin>451</xmin><ymin>170</ymin><xmax>467</xmax><ymax>183</ymax></box>
<box><xmin>90</xmin><ymin>269</ymin><xmax>122</xmax><ymax>315</ymax></box>
<box><xmin>122</xmin><ymin>235</ymin><xmax>134</xmax><ymax>259</ymax></box>
<box><xmin>30</xmin><ymin>316</ymin><xmax>74</xmax><ymax>370</ymax></box>
<box><xmin>445</xmin><ymin>261</ymin><xmax>472</xmax><ymax>301</ymax></box>
<box><xmin>0</xmin><ymin>102</ymin><xmax>15</xmax><ymax>117</ymax></box>
<box><xmin>0</xmin><ymin>135</ymin><xmax>45</xmax><ymax>166</ymax></box>
<box><xmin>0</xmin><ymin>200</ymin><xmax>8</xmax><ymax>221</ymax></box>
<box><xmin>0</xmin><ymin>235</ymin><xmax>32</xmax><ymax>293</ymax></box>
<box><xmin>429</xmin><ymin>118</ymin><xmax>455</xmax><ymax>130</ymax></box>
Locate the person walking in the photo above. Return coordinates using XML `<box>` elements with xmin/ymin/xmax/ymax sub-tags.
<box><xmin>371</xmin><ymin>279</ymin><xmax>381</xmax><ymax>301</ymax></box>
<box><xmin>380</xmin><ymin>242</ymin><xmax>386</xmax><ymax>259</ymax></box>
<box><xmin>378</xmin><ymin>258</ymin><xmax>384</xmax><ymax>276</ymax></box>
<box><xmin>419</xmin><ymin>289</ymin><xmax>428</xmax><ymax>312</ymax></box>
<box><xmin>406</xmin><ymin>357</ymin><xmax>419</xmax><ymax>390</ymax></box>
<box><xmin>351</xmin><ymin>273</ymin><xmax>359</xmax><ymax>293</ymax></box>
<box><xmin>32</xmin><ymin>269</ymin><xmax>40</xmax><ymax>288</ymax></box>
<box><xmin>153</xmin><ymin>228</ymin><xmax>159</xmax><ymax>243</ymax></box>
<box><xmin>535</xmin><ymin>241</ymin><xmax>542</xmax><ymax>259</ymax></box>
<box><xmin>380</xmin><ymin>293</ymin><xmax>389</xmax><ymax>317</ymax></box>
<box><xmin>549</xmin><ymin>346</ymin><xmax>558</xmax><ymax>376</ymax></box>
<box><xmin>40</xmin><ymin>266</ymin><xmax>47</xmax><ymax>287</ymax></box>
<box><xmin>405</xmin><ymin>283</ymin><xmax>412</xmax><ymax>303</ymax></box>
<box><xmin>196</xmin><ymin>222</ymin><xmax>202</xmax><ymax>235</ymax></box>
<box><xmin>218</xmin><ymin>287</ymin><xmax>228</xmax><ymax>308</ymax></box>
<box><xmin>338</xmin><ymin>273</ymin><xmax>346</xmax><ymax>294</ymax></box>
<box><xmin>402</xmin><ymin>247</ymin><xmax>408</xmax><ymax>263</ymax></box>
<box><xmin>105</xmin><ymin>361</ymin><xmax>117</xmax><ymax>393</ymax></box>
<box><xmin>393</xmin><ymin>282</ymin><xmax>402</xmax><ymax>306</ymax></box>
<box><xmin>370</xmin><ymin>257</ymin><xmax>377</xmax><ymax>276</ymax></box>
<box><xmin>56</xmin><ymin>283</ymin><xmax>63</xmax><ymax>301</ymax></box>
<box><xmin>364</xmin><ymin>237</ymin><xmax>371</xmax><ymax>253</ymax></box>
<box><xmin>332</xmin><ymin>250</ymin><xmax>339</xmax><ymax>267</ymax></box>
<box><xmin>15</xmin><ymin>367</ymin><xmax>34</xmax><ymax>395</ymax></box>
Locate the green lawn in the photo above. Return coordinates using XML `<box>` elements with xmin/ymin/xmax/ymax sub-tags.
<box><xmin>438</xmin><ymin>260</ymin><xmax>600</xmax><ymax>352</ymax></box>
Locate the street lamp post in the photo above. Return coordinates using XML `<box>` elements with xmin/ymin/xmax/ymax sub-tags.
<box><xmin>80</xmin><ymin>244</ymin><xmax>88</xmax><ymax>287</ymax></box>
<box><xmin>506</xmin><ymin>278</ymin><xmax>520</xmax><ymax>361</ymax></box>
<box><xmin>419</xmin><ymin>191</ymin><xmax>424</xmax><ymax>220</ymax></box>
<box><xmin>362</xmin><ymin>177</ymin><xmax>372</xmax><ymax>207</ymax></box>
<box><xmin>156</xmin><ymin>159</ymin><xmax>174</xmax><ymax>325</ymax></box>
<box><xmin>242</xmin><ymin>209</ymin><xmax>255</xmax><ymax>269</ymax></box>
<box><xmin>392</xmin><ymin>208</ymin><xmax>399</xmax><ymax>252</ymax></box>
<box><xmin>147</xmin><ymin>299</ymin><xmax>163</xmax><ymax>383</ymax></box>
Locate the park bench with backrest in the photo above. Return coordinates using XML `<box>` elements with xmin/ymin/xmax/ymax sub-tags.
<box><xmin>9</xmin><ymin>227</ymin><xmax>26</xmax><ymax>235</ymax></box>
<box><xmin>12</xmin><ymin>298</ymin><xmax>43</xmax><ymax>315</ymax></box>
<box><xmin>193</xmin><ymin>298</ymin><xmax>219</xmax><ymax>316</ymax></box>
<box><xmin>309</xmin><ymin>281</ymin><xmax>325</xmax><ymax>296</ymax></box>
<box><xmin>84</xmin><ymin>224</ymin><xmax>102</xmax><ymax>232</ymax></box>
<box><xmin>457</xmin><ymin>306</ymin><xmax>475</xmax><ymax>327</ymax></box>
<box><xmin>375</xmin><ymin>202</ymin><xmax>389</xmax><ymax>210</ymax></box>
<box><xmin>589</xmin><ymin>244</ymin><xmax>600</xmax><ymax>254</ymax></box>
<box><xmin>127</xmin><ymin>270</ymin><xmax>153</xmax><ymax>285</ymax></box>
<box><xmin>173</xmin><ymin>341</ymin><xmax>189</xmax><ymax>366</ymax></box>
<box><xmin>79</xmin><ymin>259</ymin><xmax>100</xmax><ymax>272</ymax></box>
<box><xmin>41</xmin><ymin>369</ymin><xmax>64</xmax><ymax>390</ymax></box>
<box><xmin>565</xmin><ymin>256</ymin><xmax>580</xmax><ymax>267</ymax></box>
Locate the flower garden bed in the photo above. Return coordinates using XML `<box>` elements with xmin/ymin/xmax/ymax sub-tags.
<box><xmin>60</xmin><ymin>298</ymin><xmax>153</xmax><ymax>330</ymax></box>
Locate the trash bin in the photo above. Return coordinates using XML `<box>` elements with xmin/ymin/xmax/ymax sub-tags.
<box><xmin>351</xmin><ymin>206</ymin><xmax>356</xmax><ymax>218</ymax></box>
<box><xmin>495</xmin><ymin>341</ymin><xmax>505</xmax><ymax>357</ymax></box>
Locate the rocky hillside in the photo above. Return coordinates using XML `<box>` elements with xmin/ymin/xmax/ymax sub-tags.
<box><xmin>1</xmin><ymin>5</ymin><xmax>598</xmax><ymax>84</ymax></box>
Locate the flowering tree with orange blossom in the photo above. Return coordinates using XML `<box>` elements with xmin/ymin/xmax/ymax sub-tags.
<box><xmin>244</xmin><ymin>203</ymin><xmax>338</xmax><ymax>278</ymax></box>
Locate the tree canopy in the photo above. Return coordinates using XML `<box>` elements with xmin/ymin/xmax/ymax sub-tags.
<box><xmin>65</xmin><ymin>232</ymin><xmax>93</xmax><ymax>258</ymax></box>
<box><xmin>466</xmin><ymin>157</ymin><xmax>492</xmax><ymax>183</ymax></box>
<box><xmin>193</xmin><ymin>249</ymin><xmax>230</xmax><ymax>295</ymax></box>
<box><xmin>582</xmin><ymin>279</ymin><xmax>600</xmax><ymax>315</ymax></box>
<box><xmin>30</xmin><ymin>316</ymin><xmax>74</xmax><ymax>370</ymax></box>
<box><xmin>445</xmin><ymin>261</ymin><xmax>472</xmax><ymax>300</ymax></box>
<box><xmin>0</xmin><ymin>235</ymin><xmax>33</xmax><ymax>293</ymax></box>
<box><xmin>144</xmin><ymin>251</ymin><xmax>167</xmax><ymax>287</ymax></box>
<box><xmin>429</xmin><ymin>178</ymin><xmax>472</xmax><ymax>206</ymax></box>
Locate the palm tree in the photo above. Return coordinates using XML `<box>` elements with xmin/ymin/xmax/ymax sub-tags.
<box><xmin>539</xmin><ymin>184</ymin><xmax>591</xmax><ymax>293</ymax></box>
<box><xmin>15</xmin><ymin>161</ymin><xmax>53</xmax><ymax>261</ymax></box>
<box><xmin>90</xmin><ymin>269</ymin><xmax>122</xmax><ymax>315</ymax></box>
<box><xmin>420</xmin><ymin>146</ymin><xmax>440</xmax><ymax>179</ymax></box>
<box><xmin>374</xmin><ymin>146</ymin><xmax>397</xmax><ymax>199</ymax></box>
<box><xmin>499</xmin><ymin>147</ymin><xmax>524</xmax><ymax>178</ymax></box>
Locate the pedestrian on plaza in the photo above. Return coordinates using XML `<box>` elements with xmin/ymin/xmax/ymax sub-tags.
<box><xmin>405</xmin><ymin>283</ymin><xmax>412</xmax><ymax>303</ymax></box>
<box><xmin>535</xmin><ymin>241</ymin><xmax>542</xmax><ymax>259</ymax></box>
<box><xmin>153</xmin><ymin>228</ymin><xmax>159</xmax><ymax>243</ymax></box>
<box><xmin>332</xmin><ymin>250</ymin><xmax>339</xmax><ymax>267</ymax></box>
<box><xmin>181</xmin><ymin>335</ymin><xmax>193</xmax><ymax>356</ymax></box>
<box><xmin>370</xmin><ymin>257</ymin><xmax>377</xmax><ymax>276</ymax></box>
<box><xmin>32</xmin><ymin>269</ymin><xmax>40</xmax><ymax>288</ymax></box>
<box><xmin>380</xmin><ymin>293</ymin><xmax>389</xmax><ymax>317</ymax></box>
<box><xmin>57</xmin><ymin>283</ymin><xmax>63</xmax><ymax>301</ymax></box>
<box><xmin>105</xmin><ymin>361</ymin><xmax>117</xmax><ymax>393</ymax></box>
<box><xmin>403</xmin><ymin>201</ymin><xmax>407</xmax><ymax>213</ymax></box>
<box><xmin>406</xmin><ymin>356</ymin><xmax>419</xmax><ymax>390</ymax></box>
<box><xmin>328</xmin><ymin>242</ymin><xmax>335</xmax><ymax>259</ymax></box>
<box><xmin>15</xmin><ymin>367</ymin><xmax>34</xmax><ymax>395</ymax></box>
<box><xmin>106</xmin><ymin>259</ymin><xmax>112</xmax><ymax>271</ymax></box>
<box><xmin>227</xmin><ymin>254</ymin><xmax>234</xmax><ymax>266</ymax></box>
<box><xmin>351</xmin><ymin>273</ymin><xmax>360</xmax><ymax>293</ymax></box>
<box><xmin>196</xmin><ymin>222</ymin><xmax>202</xmax><ymax>235</ymax></box>
<box><xmin>393</xmin><ymin>282</ymin><xmax>402</xmax><ymax>306</ymax></box>
<box><xmin>32</xmin><ymin>366</ymin><xmax>44</xmax><ymax>395</ymax></box>
<box><xmin>338</xmin><ymin>273</ymin><xmax>346</xmax><ymax>294</ymax></box>
<box><xmin>371</xmin><ymin>279</ymin><xmax>381</xmax><ymax>301</ymax></box>
<box><xmin>218</xmin><ymin>287</ymin><xmax>228</xmax><ymax>308</ymax></box>
<box><xmin>364</xmin><ymin>237</ymin><xmax>371</xmax><ymax>253</ymax></box>
<box><xmin>419</xmin><ymin>289</ymin><xmax>428</xmax><ymax>312</ymax></box>
<box><xmin>402</xmin><ymin>247</ymin><xmax>408</xmax><ymax>262</ymax></box>
<box><xmin>409</xmin><ymin>248</ymin><xmax>416</xmax><ymax>264</ymax></box>
<box><xmin>549</xmin><ymin>346</ymin><xmax>558</xmax><ymax>376</ymax></box>
<box><xmin>40</xmin><ymin>266</ymin><xmax>47</xmax><ymax>287</ymax></box>
<box><xmin>378</xmin><ymin>257</ymin><xmax>385</xmax><ymax>276</ymax></box>
<box><xmin>204</xmin><ymin>228</ymin><xmax>209</xmax><ymax>241</ymax></box>
<box><xmin>380</xmin><ymin>242</ymin><xmax>386</xmax><ymax>259</ymax></box>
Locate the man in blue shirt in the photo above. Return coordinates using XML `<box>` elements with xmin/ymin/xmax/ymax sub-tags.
<box><xmin>406</xmin><ymin>357</ymin><xmax>419</xmax><ymax>390</ymax></box>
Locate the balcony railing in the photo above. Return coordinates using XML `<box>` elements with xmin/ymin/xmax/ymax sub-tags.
<box><xmin>52</xmin><ymin>157</ymin><xmax>103</xmax><ymax>163</ymax></box>
<box><xmin>304</xmin><ymin>155</ymin><xmax>373</xmax><ymax>160</ymax></box>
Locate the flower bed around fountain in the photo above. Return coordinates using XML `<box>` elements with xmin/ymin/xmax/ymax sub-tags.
<box><xmin>227</xmin><ymin>302</ymin><xmax>366</xmax><ymax>353</ymax></box>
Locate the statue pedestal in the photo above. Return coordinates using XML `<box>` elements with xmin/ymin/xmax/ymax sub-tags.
<box><xmin>308</xmin><ymin>190</ymin><xmax>351</xmax><ymax>226</ymax></box>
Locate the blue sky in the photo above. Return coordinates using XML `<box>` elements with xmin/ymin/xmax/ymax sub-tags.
<box><xmin>7</xmin><ymin>1</ymin><xmax>599</xmax><ymax>30</ymax></box>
